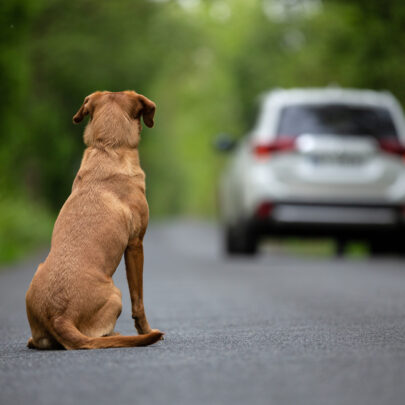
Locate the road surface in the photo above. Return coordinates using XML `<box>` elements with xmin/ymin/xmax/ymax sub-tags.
<box><xmin>1</xmin><ymin>221</ymin><xmax>405</xmax><ymax>405</ymax></box>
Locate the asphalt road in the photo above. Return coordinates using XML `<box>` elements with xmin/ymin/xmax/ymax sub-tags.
<box><xmin>1</xmin><ymin>221</ymin><xmax>405</xmax><ymax>405</ymax></box>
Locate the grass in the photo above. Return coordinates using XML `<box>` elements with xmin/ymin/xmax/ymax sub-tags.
<box><xmin>0</xmin><ymin>195</ymin><xmax>53</xmax><ymax>265</ymax></box>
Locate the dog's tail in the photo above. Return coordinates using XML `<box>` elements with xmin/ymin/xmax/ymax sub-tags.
<box><xmin>51</xmin><ymin>317</ymin><xmax>163</xmax><ymax>350</ymax></box>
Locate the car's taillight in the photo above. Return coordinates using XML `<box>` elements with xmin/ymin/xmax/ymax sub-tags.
<box><xmin>255</xmin><ymin>202</ymin><xmax>274</xmax><ymax>219</ymax></box>
<box><xmin>379</xmin><ymin>139</ymin><xmax>405</xmax><ymax>160</ymax></box>
<box><xmin>253</xmin><ymin>136</ymin><xmax>296</xmax><ymax>158</ymax></box>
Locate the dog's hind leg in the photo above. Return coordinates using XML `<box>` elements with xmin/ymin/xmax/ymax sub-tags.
<box><xmin>80</xmin><ymin>287</ymin><xmax>123</xmax><ymax>338</ymax></box>
<box><xmin>27</xmin><ymin>335</ymin><xmax>63</xmax><ymax>350</ymax></box>
<box><xmin>26</xmin><ymin>307</ymin><xmax>62</xmax><ymax>349</ymax></box>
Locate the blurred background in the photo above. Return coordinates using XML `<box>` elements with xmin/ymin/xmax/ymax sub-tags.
<box><xmin>1</xmin><ymin>0</ymin><xmax>405</xmax><ymax>263</ymax></box>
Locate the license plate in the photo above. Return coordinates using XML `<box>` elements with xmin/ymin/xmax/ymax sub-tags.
<box><xmin>309</xmin><ymin>154</ymin><xmax>364</xmax><ymax>166</ymax></box>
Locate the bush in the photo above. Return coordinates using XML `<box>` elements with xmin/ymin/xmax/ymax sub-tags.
<box><xmin>0</xmin><ymin>194</ymin><xmax>53</xmax><ymax>264</ymax></box>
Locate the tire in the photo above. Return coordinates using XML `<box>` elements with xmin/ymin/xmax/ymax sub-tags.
<box><xmin>224</xmin><ymin>223</ymin><xmax>258</xmax><ymax>255</ymax></box>
<box><xmin>335</xmin><ymin>238</ymin><xmax>347</xmax><ymax>257</ymax></box>
<box><xmin>369</xmin><ymin>236</ymin><xmax>405</xmax><ymax>256</ymax></box>
<box><xmin>369</xmin><ymin>239</ymin><xmax>389</xmax><ymax>256</ymax></box>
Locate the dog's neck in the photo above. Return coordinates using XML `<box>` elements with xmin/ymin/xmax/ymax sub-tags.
<box><xmin>73</xmin><ymin>145</ymin><xmax>145</xmax><ymax>194</ymax></box>
<box><xmin>83</xmin><ymin>104</ymin><xmax>142</xmax><ymax>149</ymax></box>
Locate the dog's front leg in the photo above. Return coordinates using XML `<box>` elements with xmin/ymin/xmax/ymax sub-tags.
<box><xmin>124</xmin><ymin>240</ymin><xmax>152</xmax><ymax>335</ymax></box>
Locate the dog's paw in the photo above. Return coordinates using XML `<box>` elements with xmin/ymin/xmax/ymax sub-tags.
<box><xmin>151</xmin><ymin>329</ymin><xmax>165</xmax><ymax>340</ymax></box>
<box><xmin>27</xmin><ymin>337</ymin><xmax>35</xmax><ymax>349</ymax></box>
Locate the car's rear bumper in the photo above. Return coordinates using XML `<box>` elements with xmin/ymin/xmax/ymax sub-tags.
<box><xmin>250</xmin><ymin>202</ymin><xmax>405</xmax><ymax>238</ymax></box>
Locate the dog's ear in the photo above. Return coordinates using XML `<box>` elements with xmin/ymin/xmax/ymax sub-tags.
<box><xmin>73</xmin><ymin>96</ymin><xmax>92</xmax><ymax>124</ymax></box>
<box><xmin>133</xmin><ymin>94</ymin><xmax>156</xmax><ymax>128</ymax></box>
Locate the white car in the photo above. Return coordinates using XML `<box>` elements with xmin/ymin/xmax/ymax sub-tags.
<box><xmin>217</xmin><ymin>88</ymin><xmax>405</xmax><ymax>255</ymax></box>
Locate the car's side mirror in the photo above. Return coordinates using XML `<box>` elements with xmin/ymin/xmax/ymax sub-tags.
<box><xmin>214</xmin><ymin>134</ymin><xmax>237</xmax><ymax>152</ymax></box>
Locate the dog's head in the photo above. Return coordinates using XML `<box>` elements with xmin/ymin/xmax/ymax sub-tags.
<box><xmin>73</xmin><ymin>91</ymin><xmax>156</xmax><ymax>147</ymax></box>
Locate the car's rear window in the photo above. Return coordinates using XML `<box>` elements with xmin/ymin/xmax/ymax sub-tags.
<box><xmin>277</xmin><ymin>104</ymin><xmax>398</xmax><ymax>139</ymax></box>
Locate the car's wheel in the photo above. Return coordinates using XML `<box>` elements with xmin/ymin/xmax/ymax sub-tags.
<box><xmin>335</xmin><ymin>238</ymin><xmax>347</xmax><ymax>257</ymax></box>
<box><xmin>369</xmin><ymin>240</ymin><xmax>388</xmax><ymax>256</ymax></box>
<box><xmin>369</xmin><ymin>236</ymin><xmax>405</xmax><ymax>256</ymax></box>
<box><xmin>224</xmin><ymin>223</ymin><xmax>258</xmax><ymax>255</ymax></box>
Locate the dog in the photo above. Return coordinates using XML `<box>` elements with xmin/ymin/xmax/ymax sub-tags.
<box><xmin>25</xmin><ymin>91</ymin><xmax>163</xmax><ymax>349</ymax></box>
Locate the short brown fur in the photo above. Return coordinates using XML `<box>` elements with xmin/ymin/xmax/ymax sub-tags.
<box><xmin>26</xmin><ymin>90</ymin><xmax>163</xmax><ymax>350</ymax></box>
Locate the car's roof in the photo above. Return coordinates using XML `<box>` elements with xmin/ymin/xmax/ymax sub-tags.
<box><xmin>261</xmin><ymin>87</ymin><xmax>398</xmax><ymax>108</ymax></box>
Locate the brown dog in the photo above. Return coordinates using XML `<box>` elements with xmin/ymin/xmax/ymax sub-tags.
<box><xmin>25</xmin><ymin>91</ymin><xmax>163</xmax><ymax>349</ymax></box>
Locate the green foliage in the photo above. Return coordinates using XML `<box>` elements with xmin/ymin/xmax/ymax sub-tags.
<box><xmin>1</xmin><ymin>0</ymin><xmax>405</xmax><ymax>261</ymax></box>
<box><xmin>0</xmin><ymin>194</ymin><xmax>53</xmax><ymax>263</ymax></box>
